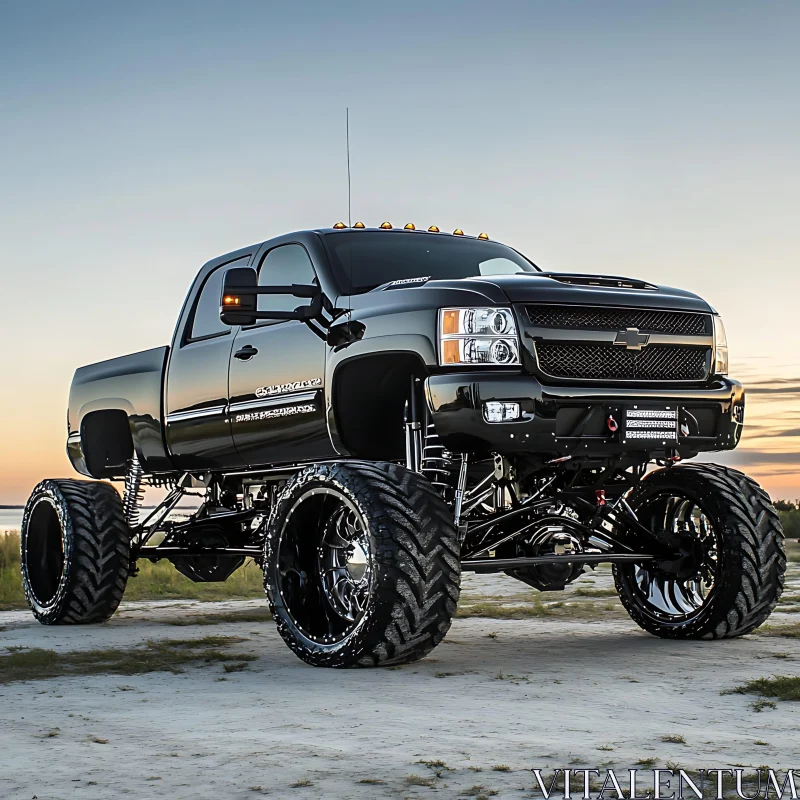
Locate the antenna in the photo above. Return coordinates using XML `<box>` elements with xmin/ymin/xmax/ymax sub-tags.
<box><xmin>346</xmin><ymin>107</ymin><xmax>352</xmax><ymax>227</ymax></box>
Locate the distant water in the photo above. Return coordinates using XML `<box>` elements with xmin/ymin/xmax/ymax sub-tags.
<box><xmin>1</xmin><ymin>508</ymin><xmax>23</xmax><ymax>532</ymax></box>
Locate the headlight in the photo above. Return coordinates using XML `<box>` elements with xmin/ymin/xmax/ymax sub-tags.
<box><xmin>439</xmin><ymin>308</ymin><xmax>520</xmax><ymax>366</ymax></box>
<box><xmin>713</xmin><ymin>315</ymin><xmax>728</xmax><ymax>375</ymax></box>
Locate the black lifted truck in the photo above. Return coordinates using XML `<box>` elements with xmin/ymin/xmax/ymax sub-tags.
<box><xmin>21</xmin><ymin>223</ymin><xmax>785</xmax><ymax>667</ymax></box>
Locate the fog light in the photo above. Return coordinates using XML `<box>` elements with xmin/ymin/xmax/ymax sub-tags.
<box><xmin>484</xmin><ymin>401</ymin><xmax>521</xmax><ymax>423</ymax></box>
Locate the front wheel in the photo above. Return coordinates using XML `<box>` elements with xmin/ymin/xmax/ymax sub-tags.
<box><xmin>264</xmin><ymin>461</ymin><xmax>460</xmax><ymax>667</ymax></box>
<box><xmin>614</xmin><ymin>464</ymin><xmax>785</xmax><ymax>639</ymax></box>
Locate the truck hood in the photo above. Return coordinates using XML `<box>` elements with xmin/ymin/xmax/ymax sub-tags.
<box><xmin>470</xmin><ymin>272</ymin><xmax>713</xmax><ymax>313</ymax></box>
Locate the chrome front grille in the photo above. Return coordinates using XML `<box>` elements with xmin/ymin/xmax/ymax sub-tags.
<box><xmin>525</xmin><ymin>305</ymin><xmax>710</xmax><ymax>336</ymax></box>
<box><xmin>535</xmin><ymin>343</ymin><xmax>710</xmax><ymax>382</ymax></box>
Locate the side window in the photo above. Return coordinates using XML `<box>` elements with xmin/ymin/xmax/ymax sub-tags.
<box><xmin>187</xmin><ymin>257</ymin><xmax>251</xmax><ymax>341</ymax></box>
<box><xmin>258</xmin><ymin>244</ymin><xmax>317</xmax><ymax>314</ymax></box>
<box><xmin>189</xmin><ymin>267</ymin><xmax>229</xmax><ymax>340</ymax></box>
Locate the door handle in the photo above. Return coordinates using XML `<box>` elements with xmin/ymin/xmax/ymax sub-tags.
<box><xmin>234</xmin><ymin>345</ymin><xmax>258</xmax><ymax>361</ymax></box>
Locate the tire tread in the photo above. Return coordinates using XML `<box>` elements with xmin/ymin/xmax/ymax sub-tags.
<box><xmin>265</xmin><ymin>461</ymin><xmax>460</xmax><ymax>668</ymax></box>
<box><xmin>21</xmin><ymin>479</ymin><xmax>130</xmax><ymax>625</ymax></box>
<box><xmin>613</xmin><ymin>464</ymin><xmax>785</xmax><ymax>640</ymax></box>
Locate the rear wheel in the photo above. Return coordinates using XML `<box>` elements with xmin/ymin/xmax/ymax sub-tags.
<box><xmin>21</xmin><ymin>479</ymin><xmax>131</xmax><ymax>625</ymax></box>
<box><xmin>265</xmin><ymin>461</ymin><xmax>460</xmax><ymax>667</ymax></box>
<box><xmin>614</xmin><ymin>464</ymin><xmax>785</xmax><ymax>639</ymax></box>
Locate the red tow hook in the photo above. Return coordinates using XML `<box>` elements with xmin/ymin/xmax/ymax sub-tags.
<box><xmin>607</xmin><ymin>415</ymin><xmax>619</xmax><ymax>433</ymax></box>
<box><xmin>595</xmin><ymin>489</ymin><xmax>607</xmax><ymax>507</ymax></box>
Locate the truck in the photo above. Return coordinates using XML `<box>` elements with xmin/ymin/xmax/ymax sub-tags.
<box><xmin>20</xmin><ymin>222</ymin><xmax>786</xmax><ymax>668</ymax></box>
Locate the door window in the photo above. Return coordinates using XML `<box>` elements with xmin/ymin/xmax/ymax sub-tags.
<box><xmin>258</xmin><ymin>245</ymin><xmax>317</xmax><ymax>314</ymax></box>
<box><xmin>189</xmin><ymin>267</ymin><xmax>230</xmax><ymax>340</ymax></box>
<box><xmin>186</xmin><ymin>256</ymin><xmax>251</xmax><ymax>342</ymax></box>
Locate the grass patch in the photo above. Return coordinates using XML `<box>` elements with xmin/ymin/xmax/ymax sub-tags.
<box><xmin>462</xmin><ymin>786</ymin><xmax>498</xmax><ymax>798</ymax></box>
<box><xmin>0</xmin><ymin>532</ymin><xmax>24</xmax><ymax>609</ymax></box>
<box><xmin>406</xmin><ymin>774</ymin><xmax>437</xmax><ymax>787</ymax></box>
<box><xmin>660</xmin><ymin>734</ymin><xmax>686</xmax><ymax>744</ymax></box>
<box><xmin>456</xmin><ymin>593</ymin><xmax>624</xmax><ymax>620</ymax></box>
<box><xmin>417</xmin><ymin>759</ymin><xmax>452</xmax><ymax>771</ymax></box>
<box><xmin>457</xmin><ymin>600</ymin><xmax>551</xmax><ymax>619</ymax></box>
<box><xmin>784</xmin><ymin>537</ymin><xmax>800</xmax><ymax>562</ymax></box>
<box><xmin>635</xmin><ymin>757</ymin><xmax>658</xmax><ymax>768</ymax></box>
<box><xmin>758</xmin><ymin>623</ymin><xmax>800</xmax><ymax>638</ymax></box>
<box><xmin>289</xmin><ymin>778</ymin><xmax>313</xmax><ymax>788</ymax></box>
<box><xmin>0</xmin><ymin>636</ymin><xmax>256</xmax><ymax>684</ymax></box>
<box><xmin>491</xmin><ymin>764</ymin><xmax>512</xmax><ymax>771</ymax></box>
<box><xmin>572</xmin><ymin>587</ymin><xmax>618</xmax><ymax>597</ymax></box>
<box><xmin>723</xmin><ymin>675</ymin><xmax>800</xmax><ymax>701</ymax></box>
<box><xmin>125</xmin><ymin>558</ymin><xmax>266</xmax><ymax>602</ymax></box>
<box><xmin>357</xmin><ymin>778</ymin><xmax>386</xmax><ymax>785</ymax></box>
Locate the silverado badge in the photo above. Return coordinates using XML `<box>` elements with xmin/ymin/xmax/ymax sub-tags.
<box><xmin>255</xmin><ymin>378</ymin><xmax>322</xmax><ymax>398</ymax></box>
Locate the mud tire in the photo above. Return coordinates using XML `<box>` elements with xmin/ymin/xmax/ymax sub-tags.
<box><xmin>265</xmin><ymin>461</ymin><xmax>460</xmax><ymax>667</ymax></box>
<box><xmin>614</xmin><ymin>464</ymin><xmax>785</xmax><ymax>639</ymax></box>
<box><xmin>21</xmin><ymin>479</ymin><xmax>130</xmax><ymax>625</ymax></box>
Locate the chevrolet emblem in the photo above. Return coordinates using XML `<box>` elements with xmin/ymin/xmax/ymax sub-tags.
<box><xmin>613</xmin><ymin>327</ymin><xmax>650</xmax><ymax>351</ymax></box>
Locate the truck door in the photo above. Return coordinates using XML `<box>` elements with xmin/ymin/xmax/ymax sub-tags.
<box><xmin>228</xmin><ymin>243</ymin><xmax>335</xmax><ymax>467</ymax></box>
<box><xmin>164</xmin><ymin>260</ymin><xmax>246</xmax><ymax>470</ymax></box>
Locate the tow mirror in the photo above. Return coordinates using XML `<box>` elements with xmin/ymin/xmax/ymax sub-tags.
<box><xmin>220</xmin><ymin>267</ymin><xmax>258</xmax><ymax>326</ymax></box>
<box><xmin>219</xmin><ymin>267</ymin><xmax>322</xmax><ymax>326</ymax></box>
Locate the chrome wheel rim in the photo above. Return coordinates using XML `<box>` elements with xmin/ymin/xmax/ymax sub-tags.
<box><xmin>318</xmin><ymin>503</ymin><xmax>371</xmax><ymax>623</ymax></box>
<box><xmin>629</xmin><ymin>493</ymin><xmax>720</xmax><ymax>622</ymax></box>
<box><xmin>276</xmin><ymin>486</ymin><xmax>373</xmax><ymax>644</ymax></box>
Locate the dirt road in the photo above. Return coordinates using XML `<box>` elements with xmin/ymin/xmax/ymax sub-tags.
<box><xmin>1</xmin><ymin>566</ymin><xmax>798</xmax><ymax>799</ymax></box>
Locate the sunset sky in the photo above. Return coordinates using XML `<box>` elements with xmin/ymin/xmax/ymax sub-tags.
<box><xmin>1</xmin><ymin>1</ymin><xmax>798</xmax><ymax>505</ymax></box>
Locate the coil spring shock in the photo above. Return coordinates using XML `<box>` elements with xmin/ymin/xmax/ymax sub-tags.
<box><xmin>122</xmin><ymin>451</ymin><xmax>145</xmax><ymax>528</ymax></box>
<box><xmin>421</xmin><ymin>419</ymin><xmax>456</xmax><ymax>501</ymax></box>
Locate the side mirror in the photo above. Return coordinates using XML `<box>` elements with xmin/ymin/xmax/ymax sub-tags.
<box><xmin>220</xmin><ymin>267</ymin><xmax>258</xmax><ymax>326</ymax></box>
<box><xmin>219</xmin><ymin>267</ymin><xmax>322</xmax><ymax>326</ymax></box>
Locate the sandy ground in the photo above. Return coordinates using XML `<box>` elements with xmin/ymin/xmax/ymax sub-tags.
<box><xmin>1</xmin><ymin>566</ymin><xmax>799</xmax><ymax>800</ymax></box>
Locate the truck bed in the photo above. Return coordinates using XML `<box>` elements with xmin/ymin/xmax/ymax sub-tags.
<box><xmin>67</xmin><ymin>346</ymin><xmax>171</xmax><ymax>477</ymax></box>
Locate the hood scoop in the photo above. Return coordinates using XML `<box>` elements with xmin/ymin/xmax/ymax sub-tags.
<box><xmin>540</xmin><ymin>273</ymin><xmax>657</xmax><ymax>291</ymax></box>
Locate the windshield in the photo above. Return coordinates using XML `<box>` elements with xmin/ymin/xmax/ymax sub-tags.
<box><xmin>323</xmin><ymin>231</ymin><xmax>539</xmax><ymax>294</ymax></box>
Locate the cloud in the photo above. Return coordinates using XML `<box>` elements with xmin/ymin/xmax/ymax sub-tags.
<box><xmin>745</xmin><ymin>385</ymin><xmax>800</xmax><ymax>395</ymax></box>
<box><xmin>763</xmin><ymin>427</ymin><xmax>800</xmax><ymax>438</ymax></box>
<box><xmin>717</xmin><ymin>450</ymin><xmax>800</xmax><ymax>466</ymax></box>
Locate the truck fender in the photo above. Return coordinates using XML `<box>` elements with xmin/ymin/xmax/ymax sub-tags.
<box><xmin>326</xmin><ymin>335</ymin><xmax>433</xmax><ymax>460</ymax></box>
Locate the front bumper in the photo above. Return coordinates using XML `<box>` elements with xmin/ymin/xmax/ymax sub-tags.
<box><xmin>425</xmin><ymin>371</ymin><xmax>744</xmax><ymax>458</ymax></box>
